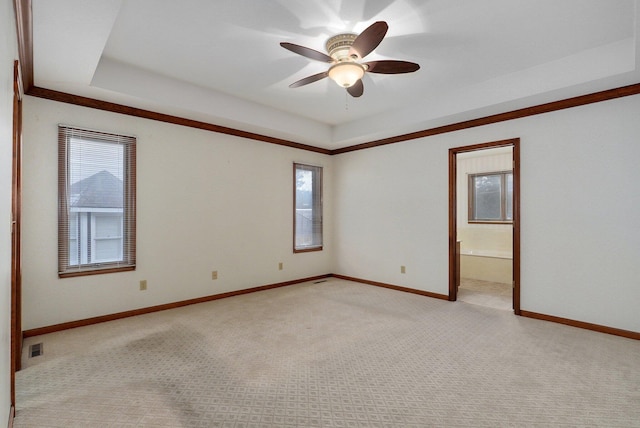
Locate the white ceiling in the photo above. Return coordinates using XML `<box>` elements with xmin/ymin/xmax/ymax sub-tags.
<box><xmin>32</xmin><ymin>0</ymin><xmax>640</xmax><ymax>149</ymax></box>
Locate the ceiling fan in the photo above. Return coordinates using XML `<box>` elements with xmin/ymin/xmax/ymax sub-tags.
<box><xmin>280</xmin><ymin>21</ymin><xmax>420</xmax><ymax>98</ymax></box>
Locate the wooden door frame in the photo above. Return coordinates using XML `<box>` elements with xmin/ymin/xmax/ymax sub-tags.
<box><xmin>11</xmin><ymin>59</ymin><xmax>24</xmax><ymax>407</ymax></box>
<box><xmin>448</xmin><ymin>138</ymin><xmax>521</xmax><ymax>314</ymax></box>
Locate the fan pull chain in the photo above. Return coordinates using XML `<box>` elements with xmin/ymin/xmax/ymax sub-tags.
<box><xmin>345</xmin><ymin>91</ymin><xmax>349</xmax><ymax>111</ymax></box>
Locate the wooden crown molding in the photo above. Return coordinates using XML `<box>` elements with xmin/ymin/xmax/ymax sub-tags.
<box><xmin>25</xmin><ymin>82</ymin><xmax>640</xmax><ymax>155</ymax></box>
<box><xmin>332</xmin><ymin>82</ymin><xmax>640</xmax><ymax>154</ymax></box>
<box><xmin>13</xmin><ymin>0</ymin><xmax>640</xmax><ymax>154</ymax></box>
<box><xmin>27</xmin><ymin>87</ymin><xmax>330</xmax><ymax>154</ymax></box>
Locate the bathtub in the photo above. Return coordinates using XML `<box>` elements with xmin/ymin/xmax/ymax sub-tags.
<box><xmin>460</xmin><ymin>249</ymin><xmax>512</xmax><ymax>284</ymax></box>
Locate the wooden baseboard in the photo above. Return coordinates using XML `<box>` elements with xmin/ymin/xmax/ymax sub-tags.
<box><xmin>520</xmin><ymin>310</ymin><xmax>640</xmax><ymax>340</ymax></box>
<box><xmin>331</xmin><ymin>274</ymin><xmax>450</xmax><ymax>300</ymax></box>
<box><xmin>21</xmin><ymin>274</ymin><xmax>639</xmax><ymax>342</ymax></box>
<box><xmin>335</xmin><ymin>275</ymin><xmax>640</xmax><ymax>340</ymax></box>
<box><xmin>7</xmin><ymin>405</ymin><xmax>14</xmax><ymax>428</ymax></box>
<box><xmin>22</xmin><ymin>274</ymin><xmax>331</xmax><ymax>338</ymax></box>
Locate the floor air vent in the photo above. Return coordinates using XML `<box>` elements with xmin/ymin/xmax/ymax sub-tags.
<box><xmin>29</xmin><ymin>343</ymin><xmax>43</xmax><ymax>358</ymax></box>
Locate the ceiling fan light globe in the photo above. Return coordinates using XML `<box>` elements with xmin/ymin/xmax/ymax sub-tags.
<box><xmin>328</xmin><ymin>62</ymin><xmax>365</xmax><ymax>88</ymax></box>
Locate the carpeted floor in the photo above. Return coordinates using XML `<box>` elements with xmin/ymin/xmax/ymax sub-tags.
<box><xmin>458</xmin><ymin>278</ymin><xmax>512</xmax><ymax>311</ymax></box>
<box><xmin>14</xmin><ymin>279</ymin><xmax>640</xmax><ymax>427</ymax></box>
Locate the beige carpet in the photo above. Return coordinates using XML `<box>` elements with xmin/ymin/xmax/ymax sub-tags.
<box><xmin>458</xmin><ymin>278</ymin><xmax>512</xmax><ymax>311</ymax></box>
<box><xmin>15</xmin><ymin>279</ymin><xmax>640</xmax><ymax>427</ymax></box>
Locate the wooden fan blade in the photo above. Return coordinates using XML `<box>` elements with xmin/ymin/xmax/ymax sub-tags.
<box><xmin>349</xmin><ymin>21</ymin><xmax>388</xmax><ymax>59</ymax></box>
<box><xmin>347</xmin><ymin>79</ymin><xmax>364</xmax><ymax>98</ymax></box>
<box><xmin>280</xmin><ymin>42</ymin><xmax>333</xmax><ymax>63</ymax></box>
<box><xmin>289</xmin><ymin>71</ymin><xmax>329</xmax><ymax>88</ymax></box>
<box><xmin>364</xmin><ymin>60</ymin><xmax>420</xmax><ymax>74</ymax></box>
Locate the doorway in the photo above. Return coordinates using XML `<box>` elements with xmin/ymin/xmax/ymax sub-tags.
<box><xmin>449</xmin><ymin>139</ymin><xmax>520</xmax><ymax>314</ymax></box>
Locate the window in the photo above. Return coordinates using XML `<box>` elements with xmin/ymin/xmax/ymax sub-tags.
<box><xmin>468</xmin><ymin>171</ymin><xmax>513</xmax><ymax>223</ymax></box>
<box><xmin>294</xmin><ymin>163</ymin><xmax>322</xmax><ymax>252</ymax></box>
<box><xmin>58</xmin><ymin>126</ymin><xmax>136</xmax><ymax>277</ymax></box>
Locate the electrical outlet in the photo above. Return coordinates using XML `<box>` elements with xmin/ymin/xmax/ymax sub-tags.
<box><xmin>401</xmin><ymin>266</ymin><xmax>406</xmax><ymax>274</ymax></box>
<box><xmin>212</xmin><ymin>270</ymin><xmax>218</xmax><ymax>280</ymax></box>
<box><xmin>278</xmin><ymin>262</ymin><xmax>283</xmax><ymax>271</ymax></box>
<box><xmin>139</xmin><ymin>280</ymin><xmax>147</xmax><ymax>291</ymax></box>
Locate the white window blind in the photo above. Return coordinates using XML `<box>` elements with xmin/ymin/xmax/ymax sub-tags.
<box><xmin>294</xmin><ymin>163</ymin><xmax>323</xmax><ymax>252</ymax></box>
<box><xmin>58</xmin><ymin>125</ymin><xmax>136</xmax><ymax>277</ymax></box>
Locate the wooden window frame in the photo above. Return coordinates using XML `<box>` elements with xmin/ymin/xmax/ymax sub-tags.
<box><xmin>293</xmin><ymin>163</ymin><xmax>323</xmax><ymax>253</ymax></box>
<box><xmin>468</xmin><ymin>170</ymin><xmax>513</xmax><ymax>224</ymax></box>
<box><xmin>58</xmin><ymin>126</ymin><xmax>136</xmax><ymax>277</ymax></box>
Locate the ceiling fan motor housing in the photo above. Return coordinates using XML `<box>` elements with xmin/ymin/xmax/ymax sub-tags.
<box><xmin>326</xmin><ymin>33</ymin><xmax>358</xmax><ymax>60</ymax></box>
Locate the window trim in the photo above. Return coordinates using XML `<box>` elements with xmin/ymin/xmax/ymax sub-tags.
<box><xmin>58</xmin><ymin>125</ymin><xmax>136</xmax><ymax>277</ymax></box>
<box><xmin>468</xmin><ymin>170</ymin><xmax>513</xmax><ymax>224</ymax></box>
<box><xmin>293</xmin><ymin>163</ymin><xmax>323</xmax><ymax>253</ymax></box>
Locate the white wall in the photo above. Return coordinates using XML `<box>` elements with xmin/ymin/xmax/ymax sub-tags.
<box><xmin>0</xmin><ymin>0</ymin><xmax>17</xmax><ymax>422</ymax></box>
<box><xmin>19</xmin><ymin>75</ymin><xmax>640</xmax><ymax>335</ymax></box>
<box><xmin>334</xmin><ymin>94</ymin><xmax>640</xmax><ymax>333</ymax></box>
<box><xmin>334</xmin><ymin>138</ymin><xmax>451</xmax><ymax>294</ymax></box>
<box><xmin>21</xmin><ymin>97</ymin><xmax>333</xmax><ymax>330</ymax></box>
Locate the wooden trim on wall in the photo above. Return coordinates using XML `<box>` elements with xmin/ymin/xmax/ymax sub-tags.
<box><xmin>333</xmin><ymin>82</ymin><xmax>640</xmax><ymax>154</ymax></box>
<box><xmin>11</xmin><ymin>0</ymin><xmax>639</xmax><ymax>348</ymax></box>
<box><xmin>13</xmin><ymin>0</ymin><xmax>32</xmax><ymax>92</ymax></box>
<box><xmin>520</xmin><ymin>311</ymin><xmax>640</xmax><ymax>341</ymax></box>
<box><xmin>27</xmin><ymin>87</ymin><xmax>331</xmax><ymax>155</ymax></box>
<box><xmin>332</xmin><ymin>275</ymin><xmax>639</xmax><ymax>341</ymax></box>
<box><xmin>10</xmin><ymin>60</ymin><xmax>23</xmax><ymax>409</ymax></box>
<box><xmin>20</xmin><ymin>274</ymin><xmax>639</xmax><ymax>341</ymax></box>
<box><xmin>25</xmin><ymin>82</ymin><xmax>640</xmax><ymax>156</ymax></box>
<box><xmin>332</xmin><ymin>274</ymin><xmax>450</xmax><ymax>301</ymax></box>
<box><xmin>448</xmin><ymin>149</ymin><xmax>457</xmax><ymax>301</ymax></box>
<box><xmin>512</xmin><ymin>142</ymin><xmax>521</xmax><ymax>315</ymax></box>
<box><xmin>12</xmin><ymin>1</ymin><xmax>330</xmax><ymax>155</ymax></box>
<box><xmin>12</xmin><ymin>0</ymin><xmax>640</xmax><ymax>156</ymax></box>
<box><xmin>449</xmin><ymin>138</ymin><xmax>521</xmax><ymax>314</ymax></box>
<box><xmin>22</xmin><ymin>274</ymin><xmax>331</xmax><ymax>338</ymax></box>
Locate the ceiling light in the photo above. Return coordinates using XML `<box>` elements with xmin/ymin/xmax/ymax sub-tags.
<box><xmin>328</xmin><ymin>62</ymin><xmax>365</xmax><ymax>88</ymax></box>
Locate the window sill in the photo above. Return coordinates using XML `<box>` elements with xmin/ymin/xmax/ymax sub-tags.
<box><xmin>293</xmin><ymin>246</ymin><xmax>323</xmax><ymax>254</ymax></box>
<box><xmin>59</xmin><ymin>265</ymin><xmax>135</xmax><ymax>278</ymax></box>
